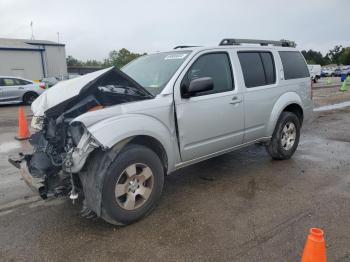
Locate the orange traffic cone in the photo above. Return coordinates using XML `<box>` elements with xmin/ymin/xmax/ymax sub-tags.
<box><xmin>301</xmin><ymin>228</ymin><xmax>327</xmax><ymax>262</ymax></box>
<box><xmin>15</xmin><ymin>106</ymin><xmax>30</xmax><ymax>140</ymax></box>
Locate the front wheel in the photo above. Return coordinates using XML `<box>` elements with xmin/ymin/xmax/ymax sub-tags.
<box><xmin>100</xmin><ymin>144</ymin><xmax>164</xmax><ymax>225</ymax></box>
<box><xmin>266</xmin><ymin>112</ymin><xmax>301</xmax><ymax>160</ymax></box>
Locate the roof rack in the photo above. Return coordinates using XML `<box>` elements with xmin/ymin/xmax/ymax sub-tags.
<box><xmin>219</xmin><ymin>38</ymin><xmax>296</xmax><ymax>47</ymax></box>
<box><xmin>173</xmin><ymin>45</ymin><xmax>199</xmax><ymax>49</ymax></box>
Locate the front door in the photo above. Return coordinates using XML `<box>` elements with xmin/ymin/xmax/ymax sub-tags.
<box><xmin>174</xmin><ymin>52</ymin><xmax>244</xmax><ymax>162</ymax></box>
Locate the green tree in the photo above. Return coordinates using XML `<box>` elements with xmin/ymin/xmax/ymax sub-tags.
<box><xmin>84</xmin><ymin>60</ymin><xmax>102</xmax><ymax>67</ymax></box>
<box><xmin>326</xmin><ymin>45</ymin><xmax>344</xmax><ymax>64</ymax></box>
<box><xmin>105</xmin><ymin>48</ymin><xmax>146</xmax><ymax>68</ymax></box>
<box><xmin>301</xmin><ymin>49</ymin><xmax>326</xmax><ymax>65</ymax></box>
<box><xmin>339</xmin><ymin>47</ymin><xmax>350</xmax><ymax>65</ymax></box>
<box><xmin>66</xmin><ymin>55</ymin><xmax>82</xmax><ymax>66</ymax></box>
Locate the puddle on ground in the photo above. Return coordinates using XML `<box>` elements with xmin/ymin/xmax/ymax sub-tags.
<box><xmin>0</xmin><ymin>141</ymin><xmax>21</xmax><ymax>153</ymax></box>
<box><xmin>295</xmin><ymin>154</ymin><xmax>323</xmax><ymax>162</ymax></box>
<box><xmin>314</xmin><ymin>101</ymin><xmax>350</xmax><ymax>112</ymax></box>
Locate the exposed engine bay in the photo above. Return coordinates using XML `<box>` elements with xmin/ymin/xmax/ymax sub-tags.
<box><xmin>9</xmin><ymin>68</ymin><xmax>153</xmax><ymax>200</ymax></box>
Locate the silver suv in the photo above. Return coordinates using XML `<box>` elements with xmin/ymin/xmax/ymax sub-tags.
<box><xmin>9</xmin><ymin>38</ymin><xmax>313</xmax><ymax>225</ymax></box>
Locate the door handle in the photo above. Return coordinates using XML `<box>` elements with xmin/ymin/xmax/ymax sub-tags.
<box><xmin>18</xmin><ymin>87</ymin><xmax>24</xmax><ymax>89</ymax></box>
<box><xmin>230</xmin><ymin>96</ymin><xmax>242</xmax><ymax>105</ymax></box>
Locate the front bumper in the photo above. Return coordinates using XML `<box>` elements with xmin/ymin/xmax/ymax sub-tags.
<box><xmin>8</xmin><ymin>154</ymin><xmax>46</xmax><ymax>197</ymax></box>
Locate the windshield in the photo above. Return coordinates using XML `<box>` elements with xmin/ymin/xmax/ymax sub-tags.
<box><xmin>122</xmin><ymin>51</ymin><xmax>191</xmax><ymax>95</ymax></box>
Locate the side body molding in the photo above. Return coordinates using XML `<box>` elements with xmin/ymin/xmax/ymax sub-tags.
<box><xmin>81</xmin><ymin>114</ymin><xmax>179</xmax><ymax>172</ymax></box>
<box><xmin>266</xmin><ymin>92</ymin><xmax>303</xmax><ymax>136</ymax></box>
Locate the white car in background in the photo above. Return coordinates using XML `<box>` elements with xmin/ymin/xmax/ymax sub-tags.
<box><xmin>0</xmin><ymin>76</ymin><xmax>46</xmax><ymax>105</ymax></box>
<box><xmin>307</xmin><ymin>64</ymin><xmax>321</xmax><ymax>83</ymax></box>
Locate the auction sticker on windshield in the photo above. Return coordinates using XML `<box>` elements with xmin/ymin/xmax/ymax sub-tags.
<box><xmin>164</xmin><ymin>53</ymin><xmax>188</xmax><ymax>60</ymax></box>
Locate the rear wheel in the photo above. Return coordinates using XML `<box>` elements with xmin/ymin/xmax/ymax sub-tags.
<box><xmin>266</xmin><ymin>112</ymin><xmax>300</xmax><ymax>160</ymax></box>
<box><xmin>23</xmin><ymin>92</ymin><xmax>38</xmax><ymax>105</ymax></box>
<box><xmin>101</xmin><ymin>144</ymin><xmax>164</xmax><ymax>225</ymax></box>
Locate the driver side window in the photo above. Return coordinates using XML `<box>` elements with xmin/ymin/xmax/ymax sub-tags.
<box><xmin>183</xmin><ymin>52</ymin><xmax>234</xmax><ymax>96</ymax></box>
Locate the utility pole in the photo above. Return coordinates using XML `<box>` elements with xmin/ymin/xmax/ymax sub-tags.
<box><xmin>30</xmin><ymin>21</ymin><xmax>35</xmax><ymax>40</ymax></box>
<box><xmin>57</xmin><ymin>32</ymin><xmax>64</xmax><ymax>80</ymax></box>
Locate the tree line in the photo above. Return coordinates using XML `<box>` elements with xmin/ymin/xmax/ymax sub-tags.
<box><xmin>67</xmin><ymin>45</ymin><xmax>350</xmax><ymax>69</ymax></box>
<box><xmin>301</xmin><ymin>45</ymin><xmax>350</xmax><ymax>66</ymax></box>
<box><xmin>66</xmin><ymin>48</ymin><xmax>146</xmax><ymax>69</ymax></box>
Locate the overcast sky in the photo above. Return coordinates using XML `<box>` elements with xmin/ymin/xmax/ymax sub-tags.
<box><xmin>1</xmin><ymin>0</ymin><xmax>349</xmax><ymax>60</ymax></box>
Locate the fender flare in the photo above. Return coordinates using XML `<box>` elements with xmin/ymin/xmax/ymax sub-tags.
<box><xmin>266</xmin><ymin>92</ymin><xmax>303</xmax><ymax>136</ymax></box>
<box><xmin>85</xmin><ymin>114</ymin><xmax>178</xmax><ymax>168</ymax></box>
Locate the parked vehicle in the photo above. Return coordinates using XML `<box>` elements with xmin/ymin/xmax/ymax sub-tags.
<box><xmin>332</xmin><ymin>68</ymin><xmax>342</xmax><ymax>77</ymax></box>
<box><xmin>9</xmin><ymin>38</ymin><xmax>313</xmax><ymax>225</ymax></box>
<box><xmin>308</xmin><ymin>64</ymin><xmax>321</xmax><ymax>83</ymax></box>
<box><xmin>321</xmin><ymin>68</ymin><xmax>335</xmax><ymax>77</ymax></box>
<box><xmin>341</xmin><ymin>67</ymin><xmax>350</xmax><ymax>76</ymax></box>
<box><xmin>0</xmin><ymin>76</ymin><xmax>45</xmax><ymax>105</ymax></box>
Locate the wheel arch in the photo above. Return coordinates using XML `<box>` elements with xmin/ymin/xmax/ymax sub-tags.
<box><xmin>128</xmin><ymin>135</ymin><xmax>168</xmax><ymax>174</ymax></box>
<box><xmin>282</xmin><ymin>103</ymin><xmax>304</xmax><ymax>125</ymax></box>
<box><xmin>83</xmin><ymin>114</ymin><xmax>179</xmax><ymax>172</ymax></box>
<box><xmin>266</xmin><ymin>92</ymin><xmax>304</xmax><ymax>136</ymax></box>
<box><xmin>79</xmin><ymin>134</ymin><xmax>169</xmax><ymax>218</ymax></box>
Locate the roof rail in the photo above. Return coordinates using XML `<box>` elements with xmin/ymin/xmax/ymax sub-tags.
<box><xmin>219</xmin><ymin>38</ymin><xmax>296</xmax><ymax>47</ymax></box>
<box><xmin>173</xmin><ymin>45</ymin><xmax>199</xmax><ymax>49</ymax></box>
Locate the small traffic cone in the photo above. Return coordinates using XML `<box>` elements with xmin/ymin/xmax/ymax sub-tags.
<box><xmin>15</xmin><ymin>106</ymin><xmax>30</xmax><ymax>140</ymax></box>
<box><xmin>340</xmin><ymin>81</ymin><xmax>348</xmax><ymax>91</ymax></box>
<box><xmin>301</xmin><ymin>228</ymin><xmax>327</xmax><ymax>262</ymax></box>
<box><xmin>346</xmin><ymin>76</ymin><xmax>350</xmax><ymax>84</ymax></box>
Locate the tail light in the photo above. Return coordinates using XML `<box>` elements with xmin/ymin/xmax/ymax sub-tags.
<box><xmin>39</xmin><ymin>83</ymin><xmax>46</xmax><ymax>89</ymax></box>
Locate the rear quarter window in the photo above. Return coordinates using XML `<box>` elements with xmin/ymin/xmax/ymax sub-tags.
<box><xmin>279</xmin><ymin>51</ymin><xmax>310</xmax><ymax>80</ymax></box>
<box><xmin>238</xmin><ymin>51</ymin><xmax>276</xmax><ymax>88</ymax></box>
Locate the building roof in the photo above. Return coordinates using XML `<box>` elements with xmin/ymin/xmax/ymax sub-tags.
<box><xmin>0</xmin><ymin>38</ymin><xmax>65</xmax><ymax>51</ymax></box>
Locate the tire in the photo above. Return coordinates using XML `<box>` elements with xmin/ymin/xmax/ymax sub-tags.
<box><xmin>265</xmin><ymin>112</ymin><xmax>301</xmax><ymax>160</ymax></box>
<box><xmin>100</xmin><ymin>144</ymin><xmax>164</xmax><ymax>225</ymax></box>
<box><xmin>23</xmin><ymin>92</ymin><xmax>38</xmax><ymax>105</ymax></box>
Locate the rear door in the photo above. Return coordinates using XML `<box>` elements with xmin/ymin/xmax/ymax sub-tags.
<box><xmin>174</xmin><ymin>51</ymin><xmax>244</xmax><ymax>162</ymax></box>
<box><xmin>237</xmin><ymin>50</ymin><xmax>281</xmax><ymax>142</ymax></box>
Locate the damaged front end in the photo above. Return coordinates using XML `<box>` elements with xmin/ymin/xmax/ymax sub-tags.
<box><xmin>9</xmin><ymin>122</ymin><xmax>99</xmax><ymax>199</ymax></box>
<box><xmin>9</xmin><ymin>67</ymin><xmax>153</xmax><ymax>201</ymax></box>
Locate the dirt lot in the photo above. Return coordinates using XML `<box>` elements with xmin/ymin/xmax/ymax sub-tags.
<box><xmin>0</xmin><ymin>88</ymin><xmax>350</xmax><ymax>261</ymax></box>
<box><xmin>313</xmin><ymin>86</ymin><xmax>350</xmax><ymax>108</ymax></box>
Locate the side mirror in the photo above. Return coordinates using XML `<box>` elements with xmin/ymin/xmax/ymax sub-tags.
<box><xmin>182</xmin><ymin>77</ymin><xmax>214</xmax><ymax>98</ymax></box>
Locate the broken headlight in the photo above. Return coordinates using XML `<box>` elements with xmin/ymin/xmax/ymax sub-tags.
<box><xmin>31</xmin><ymin>116</ymin><xmax>45</xmax><ymax>131</ymax></box>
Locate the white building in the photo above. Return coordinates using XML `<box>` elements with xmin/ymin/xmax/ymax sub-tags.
<box><xmin>0</xmin><ymin>38</ymin><xmax>68</xmax><ymax>80</ymax></box>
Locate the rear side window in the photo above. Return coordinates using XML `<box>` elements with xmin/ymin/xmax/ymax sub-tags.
<box><xmin>2</xmin><ymin>78</ymin><xmax>30</xmax><ymax>86</ymax></box>
<box><xmin>238</xmin><ymin>51</ymin><xmax>276</xmax><ymax>88</ymax></box>
<box><xmin>279</xmin><ymin>51</ymin><xmax>309</xmax><ymax>80</ymax></box>
<box><xmin>2</xmin><ymin>78</ymin><xmax>16</xmax><ymax>86</ymax></box>
<box><xmin>17</xmin><ymin>79</ymin><xmax>31</xmax><ymax>85</ymax></box>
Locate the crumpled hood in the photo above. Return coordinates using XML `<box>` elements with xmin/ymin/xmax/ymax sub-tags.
<box><xmin>31</xmin><ymin>67</ymin><xmax>113</xmax><ymax>117</ymax></box>
<box><xmin>31</xmin><ymin>66</ymin><xmax>152</xmax><ymax>117</ymax></box>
